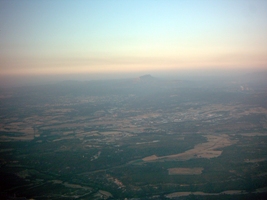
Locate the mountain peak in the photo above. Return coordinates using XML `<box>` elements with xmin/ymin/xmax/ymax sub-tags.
<box><xmin>139</xmin><ymin>74</ymin><xmax>154</xmax><ymax>80</ymax></box>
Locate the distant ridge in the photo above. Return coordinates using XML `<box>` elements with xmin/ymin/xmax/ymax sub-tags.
<box><xmin>138</xmin><ymin>74</ymin><xmax>156</xmax><ymax>81</ymax></box>
<box><xmin>139</xmin><ymin>74</ymin><xmax>155</xmax><ymax>81</ymax></box>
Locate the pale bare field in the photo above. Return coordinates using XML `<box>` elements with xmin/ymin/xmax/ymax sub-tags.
<box><xmin>131</xmin><ymin>113</ymin><xmax>160</xmax><ymax>120</ymax></box>
<box><xmin>165</xmin><ymin>190</ymin><xmax>244</xmax><ymax>198</ymax></box>
<box><xmin>39</xmin><ymin>117</ymin><xmax>133</xmax><ymax>130</ymax></box>
<box><xmin>50</xmin><ymin>180</ymin><xmax>92</xmax><ymax>190</ymax></box>
<box><xmin>143</xmin><ymin>155</ymin><xmax>158</xmax><ymax>161</ymax></box>
<box><xmin>0</xmin><ymin>134</ymin><xmax>34</xmax><ymax>141</ymax></box>
<box><xmin>116</xmin><ymin>127</ymin><xmax>144</xmax><ymax>133</ymax></box>
<box><xmin>136</xmin><ymin>140</ymin><xmax>160</xmax><ymax>145</ymax></box>
<box><xmin>245</xmin><ymin>158</ymin><xmax>266</xmax><ymax>163</ymax></box>
<box><xmin>166</xmin><ymin>187</ymin><xmax>267</xmax><ymax>199</ymax></box>
<box><xmin>0</xmin><ymin>120</ymin><xmax>35</xmax><ymax>141</ymax></box>
<box><xmin>99</xmin><ymin>190</ymin><xmax>113</xmax><ymax>197</ymax></box>
<box><xmin>243</xmin><ymin>107</ymin><xmax>267</xmax><ymax>115</ymax></box>
<box><xmin>63</xmin><ymin>182</ymin><xmax>92</xmax><ymax>190</ymax></box>
<box><xmin>52</xmin><ymin>136</ymin><xmax>75</xmax><ymax>142</ymax></box>
<box><xmin>168</xmin><ymin>168</ymin><xmax>203</xmax><ymax>175</ymax></box>
<box><xmin>45</xmin><ymin>108</ymin><xmax>74</xmax><ymax>113</ymax></box>
<box><xmin>0</xmin><ymin>148</ymin><xmax>13</xmax><ymax>152</ymax></box>
<box><xmin>96</xmin><ymin>190</ymin><xmax>113</xmax><ymax>199</ymax></box>
<box><xmin>99</xmin><ymin>131</ymin><xmax>122</xmax><ymax>136</ymax></box>
<box><xmin>241</xmin><ymin>133</ymin><xmax>267</xmax><ymax>137</ymax></box>
<box><xmin>63</xmin><ymin>131</ymin><xmax>74</xmax><ymax>135</ymax></box>
<box><xmin>23</xmin><ymin>127</ymin><xmax>34</xmax><ymax>134</ymax></box>
<box><xmin>143</xmin><ymin>134</ymin><xmax>236</xmax><ymax>162</ymax></box>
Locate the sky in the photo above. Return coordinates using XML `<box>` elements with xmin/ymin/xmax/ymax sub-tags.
<box><xmin>0</xmin><ymin>0</ymin><xmax>267</xmax><ymax>84</ymax></box>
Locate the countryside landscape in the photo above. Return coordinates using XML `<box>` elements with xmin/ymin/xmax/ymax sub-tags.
<box><xmin>1</xmin><ymin>74</ymin><xmax>267</xmax><ymax>199</ymax></box>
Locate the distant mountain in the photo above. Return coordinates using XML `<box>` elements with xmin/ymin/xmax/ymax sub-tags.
<box><xmin>139</xmin><ymin>74</ymin><xmax>155</xmax><ymax>81</ymax></box>
<box><xmin>132</xmin><ymin>74</ymin><xmax>158</xmax><ymax>85</ymax></box>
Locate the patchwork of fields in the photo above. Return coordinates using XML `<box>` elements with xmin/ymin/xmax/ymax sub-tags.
<box><xmin>1</xmin><ymin>78</ymin><xmax>267</xmax><ymax>199</ymax></box>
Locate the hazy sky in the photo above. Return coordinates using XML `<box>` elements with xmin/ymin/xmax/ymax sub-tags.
<box><xmin>1</xmin><ymin>0</ymin><xmax>267</xmax><ymax>79</ymax></box>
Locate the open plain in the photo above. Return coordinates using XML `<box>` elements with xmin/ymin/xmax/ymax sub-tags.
<box><xmin>1</xmin><ymin>77</ymin><xmax>267</xmax><ymax>199</ymax></box>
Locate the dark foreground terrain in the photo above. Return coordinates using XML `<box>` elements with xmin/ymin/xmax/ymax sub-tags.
<box><xmin>1</xmin><ymin>74</ymin><xmax>267</xmax><ymax>199</ymax></box>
